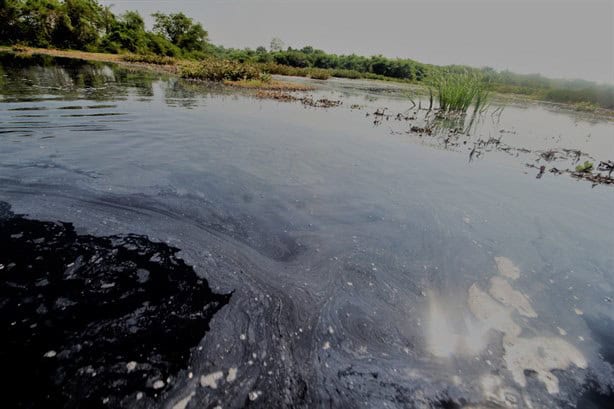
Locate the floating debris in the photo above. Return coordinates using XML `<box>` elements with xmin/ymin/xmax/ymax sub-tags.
<box><xmin>381</xmin><ymin>106</ymin><xmax>612</xmax><ymax>186</ymax></box>
<box><xmin>597</xmin><ymin>160</ymin><xmax>614</xmax><ymax>177</ymax></box>
<box><xmin>254</xmin><ymin>90</ymin><xmax>342</xmax><ymax>108</ymax></box>
<box><xmin>410</xmin><ymin>125</ymin><xmax>433</xmax><ymax>135</ymax></box>
<box><xmin>571</xmin><ymin>170</ymin><xmax>614</xmax><ymax>186</ymax></box>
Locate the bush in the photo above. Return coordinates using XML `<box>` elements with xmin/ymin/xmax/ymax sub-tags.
<box><xmin>308</xmin><ymin>69</ymin><xmax>330</xmax><ymax>80</ymax></box>
<box><xmin>330</xmin><ymin>69</ymin><xmax>362</xmax><ymax>79</ymax></box>
<box><xmin>145</xmin><ymin>33</ymin><xmax>181</xmax><ymax>57</ymax></box>
<box><xmin>260</xmin><ymin>63</ymin><xmax>309</xmax><ymax>77</ymax></box>
<box><xmin>180</xmin><ymin>58</ymin><xmax>264</xmax><ymax>81</ymax></box>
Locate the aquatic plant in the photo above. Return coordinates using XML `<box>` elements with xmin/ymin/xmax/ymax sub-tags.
<box><xmin>180</xmin><ymin>58</ymin><xmax>265</xmax><ymax>82</ymax></box>
<box><xmin>575</xmin><ymin>161</ymin><xmax>594</xmax><ymax>173</ymax></box>
<box><xmin>429</xmin><ymin>70</ymin><xmax>490</xmax><ymax>114</ymax></box>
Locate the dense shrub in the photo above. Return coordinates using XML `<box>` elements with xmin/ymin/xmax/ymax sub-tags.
<box><xmin>330</xmin><ymin>69</ymin><xmax>362</xmax><ymax>79</ymax></box>
<box><xmin>151</xmin><ymin>12</ymin><xmax>207</xmax><ymax>52</ymax></box>
<box><xmin>180</xmin><ymin>59</ymin><xmax>264</xmax><ymax>81</ymax></box>
<box><xmin>260</xmin><ymin>63</ymin><xmax>309</xmax><ymax>77</ymax></box>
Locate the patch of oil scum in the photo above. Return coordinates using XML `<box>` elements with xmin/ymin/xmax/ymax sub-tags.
<box><xmin>0</xmin><ymin>201</ymin><xmax>230</xmax><ymax>408</ymax></box>
<box><xmin>427</xmin><ymin>256</ymin><xmax>596</xmax><ymax>407</ymax></box>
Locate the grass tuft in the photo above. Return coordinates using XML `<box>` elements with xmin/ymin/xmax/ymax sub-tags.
<box><xmin>430</xmin><ymin>70</ymin><xmax>490</xmax><ymax>114</ymax></box>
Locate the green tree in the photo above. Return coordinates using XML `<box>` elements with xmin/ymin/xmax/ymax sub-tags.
<box><xmin>269</xmin><ymin>37</ymin><xmax>284</xmax><ymax>52</ymax></box>
<box><xmin>0</xmin><ymin>0</ymin><xmax>26</xmax><ymax>44</ymax></box>
<box><xmin>100</xmin><ymin>10</ymin><xmax>148</xmax><ymax>53</ymax></box>
<box><xmin>152</xmin><ymin>12</ymin><xmax>207</xmax><ymax>52</ymax></box>
<box><xmin>1</xmin><ymin>0</ymin><xmax>65</xmax><ymax>47</ymax></box>
<box><xmin>52</xmin><ymin>0</ymin><xmax>106</xmax><ymax>49</ymax></box>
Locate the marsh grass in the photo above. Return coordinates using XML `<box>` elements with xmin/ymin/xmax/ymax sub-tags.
<box><xmin>430</xmin><ymin>71</ymin><xmax>490</xmax><ymax>114</ymax></box>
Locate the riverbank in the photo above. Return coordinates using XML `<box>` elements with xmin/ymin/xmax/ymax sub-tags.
<box><xmin>2</xmin><ymin>46</ymin><xmax>613</xmax><ymax>118</ymax></box>
<box><xmin>0</xmin><ymin>46</ymin><xmax>313</xmax><ymax>92</ymax></box>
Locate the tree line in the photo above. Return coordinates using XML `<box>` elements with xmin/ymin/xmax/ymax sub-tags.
<box><xmin>0</xmin><ymin>1</ymin><xmax>430</xmax><ymax>81</ymax></box>
<box><xmin>209</xmin><ymin>44</ymin><xmax>429</xmax><ymax>82</ymax></box>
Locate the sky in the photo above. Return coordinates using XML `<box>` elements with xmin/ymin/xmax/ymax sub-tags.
<box><xmin>99</xmin><ymin>0</ymin><xmax>614</xmax><ymax>84</ymax></box>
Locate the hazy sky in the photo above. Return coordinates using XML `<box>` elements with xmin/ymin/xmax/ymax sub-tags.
<box><xmin>100</xmin><ymin>1</ymin><xmax>614</xmax><ymax>84</ymax></box>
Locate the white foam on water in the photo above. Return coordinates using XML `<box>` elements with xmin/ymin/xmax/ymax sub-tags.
<box><xmin>200</xmin><ymin>371</ymin><xmax>224</xmax><ymax>389</ymax></box>
<box><xmin>425</xmin><ymin>256</ymin><xmax>587</xmax><ymax>402</ymax></box>
<box><xmin>494</xmin><ymin>257</ymin><xmax>520</xmax><ymax>280</ymax></box>
<box><xmin>488</xmin><ymin>277</ymin><xmax>537</xmax><ymax>318</ymax></box>
<box><xmin>172</xmin><ymin>391</ymin><xmax>195</xmax><ymax>409</ymax></box>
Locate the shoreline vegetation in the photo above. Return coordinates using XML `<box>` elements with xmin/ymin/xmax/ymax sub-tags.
<box><xmin>2</xmin><ymin>45</ymin><xmax>315</xmax><ymax>91</ymax></box>
<box><xmin>0</xmin><ymin>0</ymin><xmax>613</xmax><ymax>111</ymax></box>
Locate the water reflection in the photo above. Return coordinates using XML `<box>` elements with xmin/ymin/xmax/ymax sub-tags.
<box><xmin>0</xmin><ymin>53</ymin><xmax>155</xmax><ymax>101</ymax></box>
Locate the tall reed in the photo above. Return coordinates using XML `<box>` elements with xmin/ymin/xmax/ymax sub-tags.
<box><xmin>430</xmin><ymin>70</ymin><xmax>490</xmax><ymax>114</ymax></box>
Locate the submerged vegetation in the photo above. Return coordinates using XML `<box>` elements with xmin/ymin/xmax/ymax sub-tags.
<box><xmin>1</xmin><ymin>0</ymin><xmax>613</xmax><ymax>109</ymax></box>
